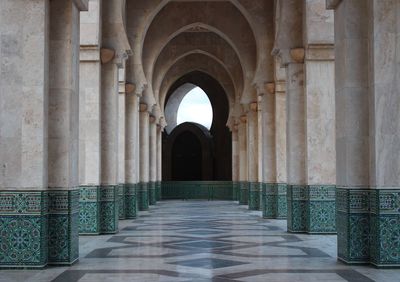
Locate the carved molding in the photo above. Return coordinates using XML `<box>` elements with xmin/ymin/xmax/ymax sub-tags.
<box><xmin>139</xmin><ymin>103</ymin><xmax>148</xmax><ymax>113</ymax></box>
<box><xmin>266</xmin><ymin>82</ymin><xmax>275</xmax><ymax>94</ymax></box>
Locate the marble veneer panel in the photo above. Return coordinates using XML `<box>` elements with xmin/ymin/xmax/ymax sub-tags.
<box><xmin>48</xmin><ymin>190</ymin><xmax>79</xmax><ymax>265</ymax></box>
<box><xmin>125</xmin><ymin>184</ymin><xmax>137</xmax><ymax>219</ymax></box>
<box><xmin>0</xmin><ymin>191</ymin><xmax>48</xmax><ymax>267</ymax></box>
<box><xmin>248</xmin><ymin>182</ymin><xmax>261</xmax><ymax>210</ymax></box>
<box><xmin>262</xmin><ymin>183</ymin><xmax>288</xmax><ymax>219</ymax></box>
<box><xmin>79</xmin><ymin>186</ymin><xmax>100</xmax><ymax>235</ymax></box>
<box><xmin>100</xmin><ymin>186</ymin><xmax>118</xmax><ymax>234</ymax></box>
<box><xmin>138</xmin><ymin>182</ymin><xmax>149</xmax><ymax>211</ymax></box>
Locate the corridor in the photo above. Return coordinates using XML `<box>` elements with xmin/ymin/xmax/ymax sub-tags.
<box><xmin>1</xmin><ymin>201</ymin><xmax>397</xmax><ymax>282</ymax></box>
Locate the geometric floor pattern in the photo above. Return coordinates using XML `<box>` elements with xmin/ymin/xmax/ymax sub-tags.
<box><xmin>1</xmin><ymin>201</ymin><xmax>399</xmax><ymax>281</ymax></box>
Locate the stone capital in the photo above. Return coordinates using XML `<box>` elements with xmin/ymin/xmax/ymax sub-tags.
<box><xmin>73</xmin><ymin>0</ymin><xmax>89</xmax><ymax>11</ymax></box>
<box><xmin>266</xmin><ymin>82</ymin><xmax>275</xmax><ymax>95</ymax></box>
<box><xmin>125</xmin><ymin>83</ymin><xmax>136</xmax><ymax>94</ymax></box>
<box><xmin>139</xmin><ymin>103</ymin><xmax>148</xmax><ymax>113</ymax></box>
<box><xmin>149</xmin><ymin>115</ymin><xmax>156</xmax><ymax>124</ymax></box>
<box><xmin>240</xmin><ymin>115</ymin><xmax>247</xmax><ymax>124</ymax></box>
<box><xmin>290</xmin><ymin>48</ymin><xmax>305</xmax><ymax>63</ymax></box>
<box><xmin>305</xmin><ymin>44</ymin><xmax>335</xmax><ymax>61</ymax></box>
<box><xmin>326</xmin><ymin>0</ymin><xmax>342</xmax><ymax>10</ymax></box>
<box><xmin>250</xmin><ymin>102</ymin><xmax>258</xmax><ymax>112</ymax></box>
<box><xmin>101</xmin><ymin>48</ymin><xmax>115</xmax><ymax>64</ymax></box>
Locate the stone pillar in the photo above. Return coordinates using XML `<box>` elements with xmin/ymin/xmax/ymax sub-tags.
<box><xmin>247</xmin><ymin>103</ymin><xmax>260</xmax><ymax>210</ymax></box>
<box><xmin>78</xmin><ymin>0</ymin><xmax>102</xmax><ymax>235</ymax></box>
<box><xmin>139</xmin><ymin>103</ymin><xmax>150</xmax><ymax>211</ymax></box>
<box><xmin>47</xmin><ymin>0</ymin><xmax>83</xmax><ymax>265</ymax></box>
<box><xmin>0</xmin><ymin>0</ymin><xmax>49</xmax><ymax>268</ymax></box>
<box><xmin>330</xmin><ymin>0</ymin><xmax>400</xmax><ymax>267</ymax></box>
<box><xmin>238</xmin><ymin>116</ymin><xmax>248</xmax><ymax>205</ymax></box>
<box><xmin>156</xmin><ymin>125</ymin><xmax>163</xmax><ymax>201</ymax></box>
<box><xmin>100</xmin><ymin>59</ymin><xmax>119</xmax><ymax>234</ymax></box>
<box><xmin>117</xmin><ymin>68</ymin><xmax>126</xmax><ymax>219</ymax></box>
<box><xmin>149</xmin><ymin>115</ymin><xmax>157</xmax><ymax>205</ymax></box>
<box><xmin>232</xmin><ymin>127</ymin><xmax>240</xmax><ymax>201</ymax></box>
<box><xmin>125</xmin><ymin>90</ymin><xmax>139</xmax><ymax>219</ymax></box>
<box><xmin>286</xmin><ymin>59</ymin><xmax>307</xmax><ymax>233</ymax></box>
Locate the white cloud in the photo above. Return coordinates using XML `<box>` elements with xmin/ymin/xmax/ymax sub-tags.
<box><xmin>177</xmin><ymin>87</ymin><xmax>213</xmax><ymax>129</ymax></box>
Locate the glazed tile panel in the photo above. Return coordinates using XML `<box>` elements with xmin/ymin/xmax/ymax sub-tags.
<box><xmin>48</xmin><ymin>190</ymin><xmax>79</xmax><ymax>265</ymax></box>
<box><xmin>79</xmin><ymin>186</ymin><xmax>100</xmax><ymax>235</ymax></box>
<box><xmin>0</xmin><ymin>191</ymin><xmax>48</xmax><ymax>267</ymax></box>
<box><xmin>239</xmin><ymin>181</ymin><xmax>249</xmax><ymax>205</ymax></box>
<box><xmin>149</xmin><ymin>182</ymin><xmax>157</xmax><ymax>205</ymax></box>
<box><xmin>262</xmin><ymin>183</ymin><xmax>287</xmax><ymax>219</ymax></box>
<box><xmin>100</xmin><ymin>186</ymin><xmax>118</xmax><ymax>234</ymax></box>
<box><xmin>138</xmin><ymin>182</ymin><xmax>149</xmax><ymax>211</ymax></box>
<box><xmin>248</xmin><ymin>182</ymin><xmax>261</xmax><ymax>210</ymax></box>
<box><xmin>117</xmin><ymin>184</ymin><xmax>126</xmax><ymax>220</ymax></box>
<box><xmin>161</xmin><ymin>181</ymin><xmax>234</xmax><ymax>201</ymax></box>
<box><xmin>287</xmin><ymin>185</ymin><xmax>336</xmax><ymax>234</ymax></box>
<box><xmin>125</xmin><ymin>184</ymin><xmax>137</xmax><ymax>219</ymax></box>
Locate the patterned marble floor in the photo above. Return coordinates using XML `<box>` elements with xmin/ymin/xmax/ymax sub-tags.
<box><xmin>1</xmin><ymin>201</ymin><xmax>399</xmax><ymax>282</ymax></box>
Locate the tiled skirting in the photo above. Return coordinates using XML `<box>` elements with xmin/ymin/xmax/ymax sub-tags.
<box><xmin>248</xmin><ymin>182</ymin><xmax>261</xmax><ymax>210</ymax></box>
<box><xmin>0</xmin><ymin>190</ymin><xmax>79</xmax><ymax>268</ymax></box>
<box><xmin>232</xmin><ymin>181</ymin><xmax>239</xmax><ymax>201</ymax></box>
<box><xmin>161</xmin><ymin>181</ymin><xmax>234</xmax><ymax>200</ymax></box>
<box><xmin>149</xmin><ymin>182</ymin><xmax>157</xmax><ymax>205</ymax></box>
<box><xmin>337</xmin><ymin>188</ymin><xmax>400</xmax><ymax>267</ymax></box>
<box><xmin>117</xmin><ymin>184</ymin><xmax>126</xmax><ymax>220</ymax></box>
<box><xmin>79</xmin><ymin>186</ymin><xmax>118</xmax><ymax>235</ymax></box>
<box><xmin>125</xmin><ymin>184</ymin><xmax>137</xmax><ymax>219</ymax></box>
<box><xmin>138</xmin><ymin>182</ymin><xmax>149</xmax><ymax>211</ymax></box>
<box><xmin>287</xmin><ymin>185</ymin><xmax>336</xmax><ymax>234</ymax></box>
<box><xmin>156</xmin><ymin>182</ymin><xmax>162</xmax><ymax>201</ymax></box>
<box><xmin>48</xmin><ymin>190</ymin><xmax>79</xmax><ymax>265</ymax></box>
<box><xmin>262</xmin><ymin>183</ymin><xmax>287</xmax><ymax>219</ymax></box>
<box><xmin>239</xmin><ymin>181</ymin><xmax>249</xmax><ymax>205</ymax></box>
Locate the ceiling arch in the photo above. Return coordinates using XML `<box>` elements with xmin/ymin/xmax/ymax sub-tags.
<box><xmin>159</xmin><ymin>53</ymin><xmax>236</xmax><ymax>111</ymax></box>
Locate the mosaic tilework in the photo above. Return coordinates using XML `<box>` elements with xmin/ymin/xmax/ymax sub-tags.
<box><xmin>161</xmin><ymin>182</ymin><xmax>234</xmax><ymax>200</ymax></box>
<box><xmin>117</xmin><ymin>184</ymin><xmax>126</xmax><ymax>220</ymax></box>
<box><xmin>262</xmin><ymin>183</ymin><xmax>287</xmax><ymax>219</ymax></box>
<box><xmin>149</xmin><ymin>182</ymin><xmax>157</xmax><ymax>205</ymax></box>
<box><xmin>48</xmin><ymin>190</ymin><xmax>79</xmax><ymax>265</ymax></box>
<box><xmin>125</xmin><ymin>184</ymin><xmax>137</xmax><ymax>219</ymax></box>
<box><xmin>239</xmin><ymin>181</ymin><xmax>249</xmax><ymax>205</ymax></box>
<box><xmin>232</xmin><ymin>182</ymin><xmax>239</xmax><ymax>201</ymax></box>
<box><xmin>370</xmin><ymin>189</ymin><xmax>400</xmax><ymax>267</ymax></box>
<box><xmin>156</xmin><ymin>182</ymin><xmax>162</xmax><ymax>201</ymax></box>
<box><xmin>138</xmin><ymin>182</ymin><xmax>149</xmax><ymax>211</ymax></box>
<box><xmin>248</xmin><ymin>182</ymin><xmax>261</xmax><ymax>210</ymax></box>
<box><xmin>0</xmin><ymin>191</ymin><xmax>48</xmax><ymax>267</ymax></box>
<box><xmin>100</xmin><ymin>186</ymin><xmax>118</xmax><ymax>234</ymax></box>
<box><xmin>79</xmin><ymin>186</ymin><xmax>100</xmax><ymax>235</ymax></box>
<box><xmin>337</xmin><ymin>188</ymin><xmax>371</xmax><ymax>264</ymax></box>
<box><xmin>287</xmin><ymin>185</ymin><xmax>336</xmax><ymax>234</ymax></box>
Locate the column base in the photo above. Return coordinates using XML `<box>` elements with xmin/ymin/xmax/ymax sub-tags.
<box><xmin>0</xmin><ymin>191</ymin><xmax>48</xmax><ymax>268</ymax></box>
<box><xmin>262</xmin><ymin>183</ymin><xmax>287</xmax><ymax>219</ymax></box>
<box><xmin>156</xmin><ymin>181</ymin><xmax>162</xmax><ymax>201</ymax></box>
<box><xmin>337</xmin><ymin>188</ymin><xmax>400</xmax><ymax>267</ymax></box>
<box><xmin>239</xmin><ymin>181</ymin><xmax>249</xmax><ymax>205</ymax></box>
<box><xmin>287</xmin><ymin>185</ymin><xmax>336</xmax><ymax>234</ymax></box>
<box><xmin>48</xmin><ymin>190</ymin><xmax>79</xmax><ymax>265</ymax></box>
<box><xmin>99</xmin><ymin>185</ymin><xmax>118</xmax><ymax>234</ymax></box>
<box><xmin>125</xmin><ymin>184</ymin><xmax>137</xmax><ymax>219</ymax></box>
<box><xmin>117</xmin><ymin>184</ymin><xmax>126</xmax><ymax>220</ymax></box>
<box><xmin>138</xmin><ymin>182</ymin><xmax>149</xmax><ymax>211</ymax></box>
<box><xmin>248</xmin><ymin>182</ymin><xmax>261</xmax><ymax>210</ymax></box>
<box><xmin>149</xmin><ymin>182</ymin><xmax>156</xmax><ymax>205</ymax></box>
<box><xmin>79</xmin><ymin>186</ymin><xmax>100</xmax><ymax>235</ymax></box>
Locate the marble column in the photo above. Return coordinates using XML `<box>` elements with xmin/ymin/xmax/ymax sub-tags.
<box><xmin>286</xmin><ymin>60</ymin><xmax>307</xmax><ymax>233</ymax></box>
<box><xmin>78</xmin><ymin>0</ymin><xmax>102</xmax><ymax>236</ymax></box>
<box><xmin>47</xmin><ymin>0</ymin><xmax>83</xmax><ymax>265</ymax></box>
<box><xmin>117</xmin><ymin>68</ymin><xmax>126</xmax><ymax>219</ymax></box>
<box><xmin>247</xmin><ymin>103</ymin><xmax>260</xmax><ymax>210</ymax></box>
<box><xmin>125</xmin><ymin>91</ymin><xmax>139</xmax><ymax>219</ymax></box>
<box><xmin>139</xmin><ymin>104</ymin><xmax>150</xmax><ymax>211</ymax></box>
<box><xmin>331</xmin><ymin>0</ymin><xmax>400</xmax><ymax>267</ymax></box>
<box><xmin>156</xmin><ymin>125</ymin><xmax>163</xmax><ymax>201</ymax></box>
<box><xmin>238</xmin><ymin>116</ymin><xmax>248</xmax><ymax>205</ymax></box>
<box><xmin>231</xmin><ymin>127</ymin><xmax>240</xmax><ymax>201</ymax></box>
<box><xmin>100</xmin><ymin>59</ymin><xmax>119</xmax><ymax>234</ymax></box>
<box><xmin>149</xmin><ymin>115</ymin><xmax>157</xmax><ymax>205</ymax></box>
<box><xmin>0</xmin><ymin>0</ymin><xmax>49</xmax><ymax>268</ymax></box>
